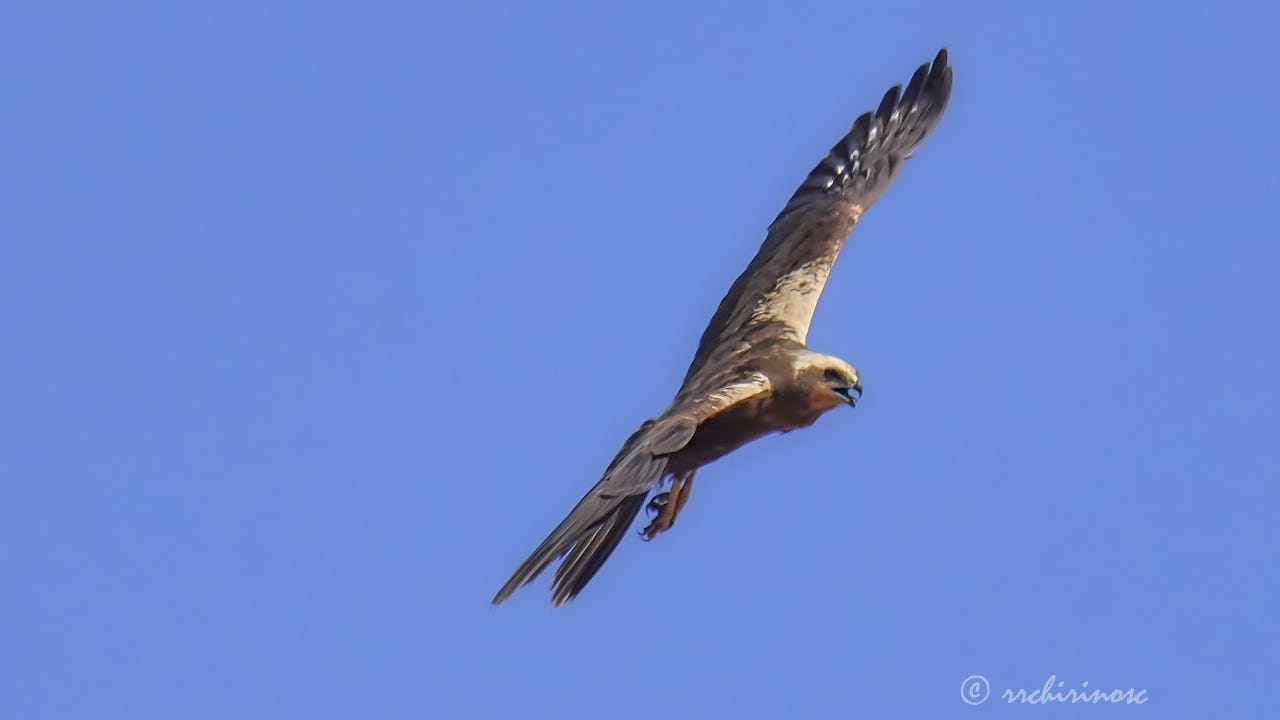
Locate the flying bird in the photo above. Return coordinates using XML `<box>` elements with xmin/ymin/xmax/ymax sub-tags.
<box><xmin>494</xmin><ymin>49</ymin><xmax>953</xmax><ymax>606</ymax></box>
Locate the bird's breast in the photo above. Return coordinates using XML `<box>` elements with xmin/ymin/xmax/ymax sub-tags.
<box><xmin>666</xmin><ymin>393</ymin><xmax>826</xmax><ymax>473</ymax></box>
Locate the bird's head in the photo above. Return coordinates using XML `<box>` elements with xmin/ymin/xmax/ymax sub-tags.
<box><xmin>791</xmin><ymin>350</ymin><xmax>862</xmax><ymax>409</ymax></box>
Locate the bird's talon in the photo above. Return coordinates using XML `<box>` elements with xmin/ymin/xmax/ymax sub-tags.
<box><xmin>640</xmin><ymin>516</ymin><xmax>670</xmax><ymax>541</ymax></box>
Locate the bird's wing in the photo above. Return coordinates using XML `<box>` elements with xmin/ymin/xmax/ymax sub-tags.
<box><xmin>492</xmin><ymin>420</ymin><xmax>666</xmax><ymax>607</ymax></box>
<box><xmin>492</xmin><ymin>371</ymin><xmax>770</xmax><ymax>606</ymax></box>
<box><xmin>683</xmin><ymin>49</ymin><xmax>952</xmax><ymax>385</ymax></box>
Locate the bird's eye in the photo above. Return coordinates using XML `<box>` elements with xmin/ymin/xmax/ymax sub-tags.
<box><xmin>824</xmin><ymin>368</ymin><xmax>842</xmax><ymax>383</ymax></box>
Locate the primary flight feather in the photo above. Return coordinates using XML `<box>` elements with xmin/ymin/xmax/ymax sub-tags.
<box><xmin>494</xmin><ymin>49</ymin><xmax>953</xmax><ymax>606</ymax></box>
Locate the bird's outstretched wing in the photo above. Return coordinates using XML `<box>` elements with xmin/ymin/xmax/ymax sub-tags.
<box><xmin>683</xmin><ymin>49</ymin><xmax>952</xmax><ymax>385</ymax></box>
<box><xmin>492</xmin><ymin>371</ymin><xmax>770</xmax><ymax>606</ymax></box>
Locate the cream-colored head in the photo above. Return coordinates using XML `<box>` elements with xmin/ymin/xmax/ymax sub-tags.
<box><xmin>790</xmin><ymin>349</ymin><xmax>862</xmax><ymax>408</ymax></box>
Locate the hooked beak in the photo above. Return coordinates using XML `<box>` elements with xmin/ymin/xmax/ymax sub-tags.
<box><xmin>834</xmin><ymin>379</ymin><xmax>862</xmax><ymax>407</ymax></box>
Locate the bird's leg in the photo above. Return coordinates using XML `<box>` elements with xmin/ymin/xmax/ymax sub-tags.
<box><xmin>672</xmin><ymin>471</ymin><xmax>694</xmax><ymax>516</ymax></box>
<box><xmin>641</xmin><ymin>470</ymin><xmax>695</xmax><ymax>540</ymax></box>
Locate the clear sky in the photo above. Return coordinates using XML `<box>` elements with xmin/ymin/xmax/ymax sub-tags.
<box><xmin>2</xmin><ymin>1</ymin><xmax>1277</xmax><ymax>718</ymax></box>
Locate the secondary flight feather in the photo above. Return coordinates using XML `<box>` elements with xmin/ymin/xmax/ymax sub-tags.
<box><xmin>494</xmin><ymin>49</ymin><xmax>953</xmax><ymax>606</ymax></box>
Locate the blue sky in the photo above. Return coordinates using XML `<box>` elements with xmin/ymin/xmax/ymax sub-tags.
<box><xmin>2</xmin><ymin>1</ymin><xmax>1277</xmax><ymax>717</ymax></box>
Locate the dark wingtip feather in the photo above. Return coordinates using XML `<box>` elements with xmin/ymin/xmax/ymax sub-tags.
<box><xmin>771</xmin><ymin>48</ymin><xmax>953</xmax><ymax>227</ymax></box>
<box><xmin>928</xmin><ymin>48</ymin><xmax>952</xmax><ymax>102</ymax></box>
<box><xmin>877</xmin><ymin>85</ymin><xmax>901</xmax><ymax>121</ymax></box>
<box><xmin>900</xmin><ymin>63</ymin><xmax>931</xmax><ymax>108</ymax></box>
<box><xmin>848</xmin><ymin>112</ymin><xmax>871</xmax><ymax>148</ymax></box>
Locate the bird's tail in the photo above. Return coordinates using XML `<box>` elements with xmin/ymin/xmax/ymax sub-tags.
<box><xmin>492</xmin><ymin>421</ymin><xmax>666</xmax><ymax>606</ymax></box>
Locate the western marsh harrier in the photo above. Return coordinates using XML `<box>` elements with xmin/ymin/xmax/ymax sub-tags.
<box><xmin>495</xmin><ymin>49</ymin><xmax>952</xmax><ymax>606</ymax></box>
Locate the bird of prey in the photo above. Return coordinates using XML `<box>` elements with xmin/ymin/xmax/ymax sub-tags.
<box><xmin>494</xmin><ymin>49</ymin><xmax>952</xmax><ymax>606</ymax></box>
